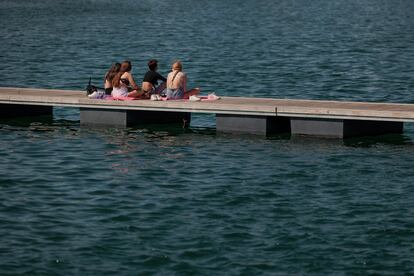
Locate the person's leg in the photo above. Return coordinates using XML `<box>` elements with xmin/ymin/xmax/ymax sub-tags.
<box><xmin>104</xmin><ymin>87</ymin><xmax>113</xmax><ymax>95</ymax></box>
<box><xmin>184</xmin><ymin>88</ymin><xmax>200</xmax><ymax>99</ymax></box>
<box><xmin>154</xmin><ymin>82</ymin><xmax>166</xmax><ymax>95</ymax></box>
<box><xmin>128</xmin><ymin>89</ymin><xmax>147</xmax><ymax>98</ymax></box>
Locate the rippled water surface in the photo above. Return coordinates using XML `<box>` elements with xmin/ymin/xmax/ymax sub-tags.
<box><xmin>1</xmin><ymin>0</ymin><xmax>414</xmax><ymax>274</ymax></box>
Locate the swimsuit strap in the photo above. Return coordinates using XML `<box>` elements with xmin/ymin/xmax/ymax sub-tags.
<box><xmin>120</xmin><ymin>78</ymin><xmax>130</xmax><ymax>86</ymax></box>
<box><xmin>169</xmin><ymin>70</ymin><xmax>180</xmax><ymax>89</ymax></box>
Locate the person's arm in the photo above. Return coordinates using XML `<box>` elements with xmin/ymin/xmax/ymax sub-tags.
<box><xmin>157</xmin><ymin>72</ymin><xmax>167</xmax><ymax>82</ymax></box>
<box><xmin>182</xmin><ymin>73</ymin><xmax>187</xmax><ymax>93</ymax></box>
<box><xmin>127</xmin><ymin>73</ymin><xmax>140</xmax><ymax>90</ymax></box>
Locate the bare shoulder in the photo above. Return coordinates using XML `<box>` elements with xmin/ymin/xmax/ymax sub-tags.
<box><xmin>125</xmin><ymin>72</ymin><xmax>135</xmax><ymax>80</ymax></box>
<box><xmin>177</xmin><ymin>71</ymin><xmax>186</xmax><ymax>79</ymax></box>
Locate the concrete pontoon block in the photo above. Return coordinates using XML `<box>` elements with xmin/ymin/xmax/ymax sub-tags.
<box><xmin>216</xmin><ymin>114</ymin><xmax>290</xmax><ymax>135</ymax></box>
<box><xmin>0</xmin><ymin>104</ymin><xmax>52</xmax><ymax>118</ymax></box>
<box><xmin>290</xmin><ymin>118</ymin><xmax>344</xmax><ymax>138</ymax></box>
<box><xmin>290</xmin><ymin>118</ymin><xmax>403</xmax><ymax>138</ymax></box>
<box><xmin>343</xmin><ymin>120</ymin><xmax>403</xmax><ymax>138</ymax></box>
<box><xmin>80</xmin><ymin>108</ymin><xmax>191</xmax><ymax>127</ymax></box>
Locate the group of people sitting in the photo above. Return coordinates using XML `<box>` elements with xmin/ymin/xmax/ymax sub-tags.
<box><xmin>96</xmin><ymin>59</ymin><xmax>201</xmax><ymax>100</ymax></box>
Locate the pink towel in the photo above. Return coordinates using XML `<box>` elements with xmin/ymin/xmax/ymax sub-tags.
<box><xmin>159</xmin><ymin>95</ymin><xmax>220</xmax><ymax>102</ymax></box>
<box><xmin>104</xmin><ymin>96</ymin><xmax>139</xmax><ymax>101</ymax></box>
<box><xmin>103</xmin><ymin>94</ymin><xmax>220</xmax><ymax>102</ymax></box>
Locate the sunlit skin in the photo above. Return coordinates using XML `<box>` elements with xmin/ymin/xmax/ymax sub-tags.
<box><xmin>166</xmin><ymin>61</ymin><xmax>200</xmax><ymax>98</ymax></box>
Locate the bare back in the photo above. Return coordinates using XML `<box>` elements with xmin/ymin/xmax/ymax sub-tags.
<box><xmin>167</xmin><ymin>70</ymin><xmax>186</xmax><ymax>91</ymax></box>
<box><xmin>121</xmin><ymin>72</ymin><xmax>139</xmax><ymax>90</ymax></box>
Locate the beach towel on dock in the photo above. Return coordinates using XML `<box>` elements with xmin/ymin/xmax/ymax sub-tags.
<box><xmin>104</xmin><ymin>96</ymin><xmax>140</xmax><ymax>101</ymax></box>
<box><xmin>158</xmin><ymin>94</ymin><xmax>220</xmax><ymax>102</ymax></box>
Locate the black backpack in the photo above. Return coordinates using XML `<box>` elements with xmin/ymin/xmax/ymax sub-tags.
<box><xmin>85</xmin><ymin>77</ymin><xmax>98</xmax><ymax>96</ymax></box>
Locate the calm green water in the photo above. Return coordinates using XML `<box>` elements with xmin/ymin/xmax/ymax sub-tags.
<box><xmin>1</xmin><ymin>0</ymin><xmax>414</xmax><ymax>274</ymax></box>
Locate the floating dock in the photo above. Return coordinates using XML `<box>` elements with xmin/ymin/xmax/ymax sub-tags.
<box><xmin>1</xmin><ymin>87</ymin><xmax>414</xmax><ymax>138</ymax></box>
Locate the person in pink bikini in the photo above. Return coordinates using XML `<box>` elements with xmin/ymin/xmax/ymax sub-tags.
<box><xmin>111</xmin><ymin>61</ymin><xmax>144</xmax><ymax>98</ymax></box>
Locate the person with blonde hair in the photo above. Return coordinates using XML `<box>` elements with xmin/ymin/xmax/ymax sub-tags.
<box><xmin>164</xmin><ymin>60</ymin><xmax>200</xmax><ymax>100</ymax></box>
<box><xmin>111</xmin><ymin>60</ymin><xmax>144</xmax><ymax>98</ymax></box>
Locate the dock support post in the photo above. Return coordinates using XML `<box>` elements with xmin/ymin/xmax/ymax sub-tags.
<box><xmin>290</xmin><ymin>118</ymin><xmax>403</xmax><ymax>138</ymax></box>
<box><xmin>216</xmin><ymin>114</ymin><xmax>290</xmax><ymax>135</ymax></box>
<box><xmin>80</xmin><ymin>108</ymin><xmax>191</xmax><ymax>127</ymax></box>
<box><xmin>0</xmin><ymin>104</ymin><xmax>52</xmax><ymax>118</ymax></box>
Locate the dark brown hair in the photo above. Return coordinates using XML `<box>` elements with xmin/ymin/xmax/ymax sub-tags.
<box><xmin>112</xmin><ymin>61</ymin><xmax>132</xmax><ymax>88</ymax></box>
<box><xmin>105</xmin><ymin>62</ymin><xmax>121</xmax><ymax>82</ymax></box>
<box><xmin>148</xmin><ymin>59</ymin><xmax>158</xmax><ymax>71</ymax></box>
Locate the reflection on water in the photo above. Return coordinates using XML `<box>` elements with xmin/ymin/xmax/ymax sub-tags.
<box><xmin>1</xmin><ymin>0</ymin><xmax>414</xmax><ymax>274</ymax></box>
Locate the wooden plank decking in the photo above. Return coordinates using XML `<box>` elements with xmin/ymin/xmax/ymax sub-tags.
<box><xmin>1</xmin><ymin>87</ymin><xmax>414</xmax><ymax>122</ymax></box>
